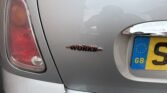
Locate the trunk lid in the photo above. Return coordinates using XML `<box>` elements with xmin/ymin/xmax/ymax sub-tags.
<box><xmin>38</xmin><ymin>0</ymin><xmax>167</xmax><ymax>92</ymax></box>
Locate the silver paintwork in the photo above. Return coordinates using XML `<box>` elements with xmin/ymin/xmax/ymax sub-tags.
<box><xmin>38</xmin><ymin>0</ymin><xmax>167</xmax><ymax>92</ymax></box>
<box><xmin>2</xmin><ymin>69</ymin><xmax>91</xmax><ymax>93</ymax></box>
<box><xmin>122</xmin><ymin>21</ymin><xmax>167</xmax><ymax>36</ymax></box>
<box><xmin>2</xmin><ymin>0</ymin><xmax>167</xmax><ymax>93</ymax></box>
<box><xmin>2</xmin><ymin>69</ymin><xmax>65</xmax><ymax>93</ymax></box>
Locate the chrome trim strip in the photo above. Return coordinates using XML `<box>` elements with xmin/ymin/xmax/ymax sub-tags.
<box><xmin>66</xmin><ymin>90</ymin><xmax>92</xmax><ymax>93</ymax></box>
<box><xmin>122</xmin><ymin>21</ymin><xmax>167</xmax><ymax>36</ymax></box>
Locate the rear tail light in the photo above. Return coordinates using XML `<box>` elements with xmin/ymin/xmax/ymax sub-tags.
<box><xmin>6</xmin><ymin>0</ymin><xmax>45</xmax><ymax>72</ymax></box>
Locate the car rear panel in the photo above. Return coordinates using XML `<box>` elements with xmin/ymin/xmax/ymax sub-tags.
<box><xmin>38</xmin><ymin>0</ymin><xmax>167</xmax><ymax>92</ymax></box>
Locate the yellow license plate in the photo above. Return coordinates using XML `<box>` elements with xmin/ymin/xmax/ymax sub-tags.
<box><xmin>131</xmin><ymin>36</ymin><xmax>167</xmax><ymax>70</ymax></box>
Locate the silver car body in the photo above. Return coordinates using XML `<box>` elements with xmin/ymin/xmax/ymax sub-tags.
<box><xmin>1</xmin><ymin>0</ymin><xmax>167</xmax><ymax>93</ymax></box>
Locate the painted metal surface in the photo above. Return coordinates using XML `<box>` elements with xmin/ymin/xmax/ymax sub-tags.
<box><xmin>38</xmin><ymin>0</ymin><xmax>167</xmax><ymax>92</ymax></box>
<box><xmin>1</xmin><ymin>0</ymin><xmax>167</xmax><ymax>93</ymax></box>
<box><xmin>2</xmin><ymin>69</ymin><xmax>92</xmax><ymax>93</ymax></box>
<box><xmin>2</xmin><ymin>69</ymin><xmax>65</xmax><ymax>93</ymax></box>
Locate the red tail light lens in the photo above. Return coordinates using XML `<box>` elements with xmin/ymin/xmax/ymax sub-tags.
<box><xmin>7</xmin><ymin>0</ymin><xmax>45</xmax><ymax>72</ymax></box>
